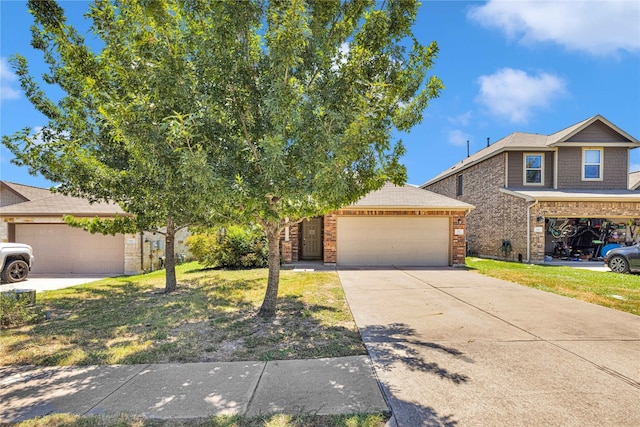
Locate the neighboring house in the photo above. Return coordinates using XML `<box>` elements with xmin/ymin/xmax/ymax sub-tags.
<box><xmin>281</xmin><ymin>182</ymin><xmax>474</xmax><ymax>267</ymax></box>
<box><xmin>629</xmin><ymin>171</ymin><xmax>640</xmax><ymax>190</ymax></box>
<box><xmin>0</xmin><ymin>181</ymin><xmax>190</xmax><ymax>275</ymax></box>
<box><xmin>421</xmin><ymin>115</ymin><xmax>640</xmax><ymax>262</ymax></box>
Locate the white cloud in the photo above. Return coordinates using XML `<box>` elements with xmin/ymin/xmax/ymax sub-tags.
<box><xmin>476</xmin><ymin>68</ymin><xmax>566</xmax><ymax>124</ymax></box>
<box><xmin>448</xmin><ymin>129</ymin><xmax>472</xmax><ymax>147</ymax></box>
<box><xmin>448</xmin><ymin>111</ymin><xmax>473</xmax><ymax>126</ymax></box>
<box><xmin>1</xmin><ymin>57</ymin><xmax>21</xmax><ymax>102</ymax></box>
<box><xmin>468</xmin><ymin>0</ymin><xmax>640</xmax><ymax>56</ymax></box>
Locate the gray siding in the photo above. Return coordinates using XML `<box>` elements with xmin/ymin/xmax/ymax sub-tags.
<box><xmin>557</xmin><ymin>146</ymin><xmax>628</xmax><ymax>189</ymax></box>
<box><xmin>507</xmin><ymin>151</ymin><xmax>553</xmax><ymax>188</ymax></box>
<box><xmin>567</xmin><ymin>121</ymin><xmax>631</xmax><ymax>142</ymax></box>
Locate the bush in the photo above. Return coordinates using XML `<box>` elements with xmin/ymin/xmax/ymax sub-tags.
<box><xmin>0</xmin><ymin>291</ymin><xmax>43</xmax><ymax>329</ymax></box>
<box><xmin>186</xmin><ymin>225</ymin><xmax>268</xmax><ymax>269</ymax></box>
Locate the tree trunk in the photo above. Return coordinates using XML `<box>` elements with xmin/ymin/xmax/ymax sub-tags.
<box><xmin>164</xmin><ymin>216</ymin><xmax>177</xmax><ymax>293</ymax></box>
<box><xmin>258</xmin><ymin>224</ymin><xmax>281</xmax><ymax>317</ymax></box>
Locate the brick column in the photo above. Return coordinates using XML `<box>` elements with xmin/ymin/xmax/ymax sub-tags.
<box><xmin>323</xmin><ymin>213</ymin><xmax>337</xmax><ymax>264</ymax></box>
<box><xmin>452</xmin><ymin>212</ymin><xmax>467</xmax><ymax>266</ymax></box>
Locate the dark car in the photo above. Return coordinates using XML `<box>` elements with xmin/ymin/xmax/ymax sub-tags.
<box><xmin>604</xmin><ymin>244</ymin><xmax>640</xmax><ymax>273</ymax></box>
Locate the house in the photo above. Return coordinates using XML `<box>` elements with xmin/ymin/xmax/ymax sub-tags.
<box><xmin>629</xmin><ymin>171</ymin><xmax>640</xmax><ymax>190</ymax></box>
<box><xmin>280</xmin><ymin>182</ymin><xmax>474</xmax><ymax>267</ymax></box>
<box><xmin>0</xmin><ymin>181</ymin><xmax>189</xmax><ymax>275</ymax></box>
<box><xmin>421</xmin><ymin>115</ymin><xmax>640</xmax><ymax>262</ymax></box>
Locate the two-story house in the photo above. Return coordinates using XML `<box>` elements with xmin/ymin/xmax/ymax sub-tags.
<box><xmin>422</xmin><ymin>115</ymin><xmax>640</xmax><ymax>263</ymax></box>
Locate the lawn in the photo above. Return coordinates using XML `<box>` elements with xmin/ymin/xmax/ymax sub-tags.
<box><xmin>467</xmin><ymin>257</ymin><xmax>640</xmax><ymax>316</ymax></box>
<box><xmin>14</xmin><ymin>413</ymin><xmax>387</xmax><ymax>427</ymax></box>
<box><xmin>0</xmin><ymin>262</ymin><xmax>366</xmax><ymax>366</ymax></box>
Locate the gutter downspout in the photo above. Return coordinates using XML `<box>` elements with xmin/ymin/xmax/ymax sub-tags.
<box><xmin>526</xmin><ymin>200</ymin><xmax>539</xmax><ymax>262</ymax></box>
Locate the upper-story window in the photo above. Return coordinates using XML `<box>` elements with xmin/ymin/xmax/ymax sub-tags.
<box><xmin>456</xmin><ymin>174</ymin><xmax>463</xmax><ymax>196</ymax></box>
<box><xmin>524</xmin><ymin>153</ymin><xmax>544</xmax><ymax>185</ymax></box>
<box><xmin>583</xmin><ymin>148</ymin><xmax>603</xmax><ymax>180</ymax></box>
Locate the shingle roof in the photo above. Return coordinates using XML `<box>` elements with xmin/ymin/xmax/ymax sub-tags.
<box><xmin>0</xmin><ymin>181</ymin><xmax>125</xmax><ymax>216</ymax></box>
<box><xmin>421</xmin><ymin>114</ymin><xmax>640</xmax><ymax>187</ymax></box>
<box><xmin>347</xmin><ymin>182</ymin><xmax>475</xmax><ymax>210</ymax></box>
<box><xmin>501</xmin><ymin>188</ymin><xmax>640</xmax><ymax>202</ymax></box>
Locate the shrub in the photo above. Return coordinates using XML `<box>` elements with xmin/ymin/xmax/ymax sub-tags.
<box><xmin>0</xmin><ymin>291</ymin><xmax>43</xmax><ymax>329</ymax></box>
<box><xmin>186</xmin><ymin>225</ymin><xmax>268</xmax><ymax>269</ymax></box>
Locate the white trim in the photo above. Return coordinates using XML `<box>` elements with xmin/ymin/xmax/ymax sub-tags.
<box><xmin>523</xmin><ymin>152</ymin><xmax>545</xmax><ymax>186</ymax></box>
<box><xmin>553</xmin><ymin>147</ymin><xmax>558</xmax><ymax>189</ymax></box>
<box><xmin>505</xmin><ymin>152</ymin><xmax>509</xmax><ymax>187</ymax></box>
<box><xmin>582</xmin><ymin>147</ymin><xmax>603</xmax><ymax>181</ymax></box>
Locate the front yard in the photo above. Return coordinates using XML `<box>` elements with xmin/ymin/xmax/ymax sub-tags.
<box><xmin>468</xmin><ymin>257</ymin><xmax>640</xmax><ymax>316</ymax></box>
<box><xmin>0</xmin><ymin>262</ymin><xmax>365</xmax><ymax>366</ymax></box>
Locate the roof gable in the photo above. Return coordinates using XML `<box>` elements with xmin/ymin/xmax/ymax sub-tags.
<box><xmin>0</xmin><ymin>180</ymin><xmax>125</xmax><ymax>216</ymax></box>
<box><xmin>630</xmin><ymin>171</ymin><xmax>640</xmax><ymax>190</ymax></box>
<box><xmin>548</xmin><ymin>114</ymin><xmax>638</xmax><ymax>145</ymax></box>
<box><xmin>1</xmin><ymin>181</ymin><xmax>53</xmax><ymax>205</ymax></box>
<box><xmin>422</xmin><ymin>115</ymin><xmax>639</xmax><ymax>187</ymax></box>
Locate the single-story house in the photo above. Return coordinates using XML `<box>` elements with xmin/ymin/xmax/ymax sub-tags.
<box><xmin>0</xmin><ymin>181</ymin><xmax>189</xmax><ymax>275</ymax></box>
<box><xmin>281</xmin><ymin>183</ymin><xmax>475</xmax><ymax>267</ymax></box>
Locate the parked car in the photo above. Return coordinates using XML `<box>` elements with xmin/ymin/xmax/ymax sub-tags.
<box><xmin>0</xmin><ymin>243</ymin><xmax>34</xmax><ymax>283</ymax></box>
<box><xmin>604</xmin><ymin>244</ymin><xmax>640</xmax><ymax>273</ymax></box>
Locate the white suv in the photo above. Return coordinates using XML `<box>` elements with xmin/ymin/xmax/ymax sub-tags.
<box><xmin>0</xmin><ymin>243</ymin><xmax>34</xmax><ymax>283</ymax></box>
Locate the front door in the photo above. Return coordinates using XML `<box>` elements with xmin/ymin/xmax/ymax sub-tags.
<box><xmin>301</xmin><ymin>217</ymin><xmax>322</xmax><ymax>259</ymax></box>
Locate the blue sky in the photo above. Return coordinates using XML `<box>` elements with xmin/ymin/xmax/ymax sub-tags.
<box><xmin>1</xmin><ymin>0</ymin><xmax>639</xmax><ymax>189</ymax></box>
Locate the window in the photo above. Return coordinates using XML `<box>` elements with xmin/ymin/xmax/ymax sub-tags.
<box><xmin>456</xmin><ymin>175</ymin><xmax>463</xmax><ymax>196</ymax></box>
<box><xmin>524</xmin><ymin>153</ymin><xmax>544</xmax><ymax>185</ymax></box>
<box><xmin>583</xmin><ymin>148</ymin><xmax>602</xmax><ymax>180</ymax></box>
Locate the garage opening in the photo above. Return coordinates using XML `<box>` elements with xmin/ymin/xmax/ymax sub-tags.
<box><xmin>337</xmin><ymin>216</ymin><xmax>450</xmax><ymax>267</ymax></box>
<box><xmin>544</xmin><ymin>218</ymin><xmax>640</xmax><ymax>261</ymax></box>
<box><xmin>15</xmin><ymin>224</ymin><xmax>125</xmax><ymax>274</ymax></box>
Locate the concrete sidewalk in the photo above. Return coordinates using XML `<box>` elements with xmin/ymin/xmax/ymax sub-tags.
<box><xmin>0</xmin><ymin>356</ymin><xmax>388</xmax><ymax>423</ymax></box>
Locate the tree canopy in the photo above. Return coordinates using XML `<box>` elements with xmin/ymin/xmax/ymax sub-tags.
<box><xmin>3</xmin><ymin>0</ymin><xmax>442</xmax><ymax>316</ymax></box>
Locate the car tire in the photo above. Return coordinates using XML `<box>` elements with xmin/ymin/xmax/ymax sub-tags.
<box><xmin>1</xmin><ymin>259</ymin><xmax>29</xmax><ymax>283</ymax></box>
<box><xmin>608</xmin><ymin>255</ymin><xmax>630</xmax><ymax>274</ymax></box>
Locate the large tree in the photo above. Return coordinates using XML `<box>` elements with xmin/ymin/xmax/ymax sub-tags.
<box><xmin>4</xmin><ymin>0</ymin><xmax>442</xmax><ymax>315</ymax></box>
<box><xmin>3</xmin><ymin>0</ymin><xmax>221</xmax><ymax>292</ymax></box>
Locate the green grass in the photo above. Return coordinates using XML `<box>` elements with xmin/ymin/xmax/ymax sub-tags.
<box><xmin>13</xmin><ymin>413</ymin><xmax>388</xmax><ymax>427</ymax></box>
<box><xmin>467</xmin><ymin>257</ymin><xmax>640</xmax><ymax>315</ymax></box>
<box><xmin>0</xmin><ymin>262</ymin><xmax>366</xmax><ymax>366</ymax></box>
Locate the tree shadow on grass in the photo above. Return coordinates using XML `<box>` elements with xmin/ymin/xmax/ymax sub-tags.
<box><xmin>2</xmin><ymin>271</ymin><xmax>364</xmax><ymax>366</ymax></box>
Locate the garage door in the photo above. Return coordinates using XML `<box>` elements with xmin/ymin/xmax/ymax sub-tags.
<box><xmin>15</xmin><ymin>224</ymin><xmax>125</xmax><ymax>274</ymax></box>
<box><xmin>337</xmin><ymin>216</ymin><xmax>450</xmax><ymax>266</ymax></box>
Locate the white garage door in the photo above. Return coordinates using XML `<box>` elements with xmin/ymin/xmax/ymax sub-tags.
<box><xmin>15</xmin><ymin>224</ymin><xmax>125</xmax><ymax>274</ymax></box>
<box><xmin>337</xmin><ymin>216</ymin><xmax>450</xmax><ymax>266</ymax></box>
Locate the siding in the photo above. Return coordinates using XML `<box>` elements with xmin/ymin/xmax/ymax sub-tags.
<box><xmin>507</xmin><ymin>151</ymin><xmax>553</xmax><ymax>188</ymax></box>
<box><xmin>567</xmin><ymin>121</ymin><xmax>631</xmax><ymax>142</ymax></box>
<box><xmin>557</xmin><ymin>147</ymin><xmax>627</xmax><ymax>189</ymax></box>
<box><xmin>0</xmin><ymin>187</ymin><xmax>26</xmax><ymax>207</ymax></box>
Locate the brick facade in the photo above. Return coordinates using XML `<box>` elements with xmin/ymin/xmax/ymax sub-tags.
<box><xmin>425</xmin><ymin>149</ymin><xmax>640</xmax><ymax>262</ymax></box>
<box><xmin>282</xmin><ymin>209</ymin><xmax>469</xmax><ymax>266</ymax></box>
<box><xmin>425</xmin><ymin>154</ymin><xmax>530</xmax><ymax>260</ymax></box>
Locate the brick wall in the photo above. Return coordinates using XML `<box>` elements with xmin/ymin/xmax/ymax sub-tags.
<box><xmin>323</xmin><ymin>213</ymin><xmax>337</xmax><ymax>263</ymax></box>
<box><xmin>279</xmin><ymin>222</ymin><xmax>300</xmax><ymax>263</ymax></box>
<box><xmin>425</xmin><ymin>154</ymin><xmax>531</xmax><ymax>260</ymax></box>
<box><xmin>324</xmin><ymin>209</ymin><xmax>469</xmax><ymax>266</ymax></box>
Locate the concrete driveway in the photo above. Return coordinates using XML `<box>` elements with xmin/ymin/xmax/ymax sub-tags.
<box><xmin>339</xmin><ymin>268</ymin><xmax>640</xmax><ymax>427</ymax></box>
<box><xmin>0</xmin><ymin>274</ymin><xmax>111</xmax><ymax>293</ymax></box>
